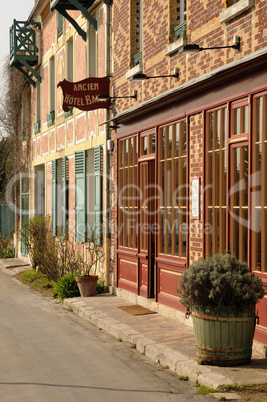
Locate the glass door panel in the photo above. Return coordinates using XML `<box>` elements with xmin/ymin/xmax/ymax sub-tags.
<box><xmin>230</xmin><ymin>144</ymin><xmax>248</xmax><ymax>261</ymax></box>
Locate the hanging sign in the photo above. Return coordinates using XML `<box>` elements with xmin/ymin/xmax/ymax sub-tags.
<box><xmin>57</xmin><ymin>77</ymin><xmax>111</xmax><ymax>112</ymax></box>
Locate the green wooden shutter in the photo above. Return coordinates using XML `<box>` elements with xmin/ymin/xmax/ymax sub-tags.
<box><xmin>1</xmin><ymin>204</ymin><xmax>15</xmax><ymax>239</ymax></box>
<box><xmin>75</xmin><ymin>151</ymin><xmax>86</xmax><ymax>242</ymax></box>
<box><xmin>21</xmin><ymin>176</ymin><xmax>29</xmax><ymax>255</ymax></box>
<box><xmin>62</xmin><ymin>156</ymin><xmax>68</xmax><ymax>236</ymax></box>
<box><xmin>52</xmin><ymin>159</ymin><xmax>57</xmax><ymax>237</ymax></box>
<box><xmin>94</xmin><ymin>146</ymin><xmax>102</xmax><ymax>245</ymax></box>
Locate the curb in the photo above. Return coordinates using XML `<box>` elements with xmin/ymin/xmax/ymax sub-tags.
<box><xmin>62</xmin><ymin>298</ymin><xmax>234</xmax><ymax>390</ymax></box>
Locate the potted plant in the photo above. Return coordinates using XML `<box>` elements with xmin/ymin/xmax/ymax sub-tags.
<box><xmin>75</xmin><ymin>231</ymin><xmax>105</xmax><ymax>297</ymax></box>
<box><xmin>177</xmin><ymin>253</ymin><xmax>265</xmax><ymax>366</ymax></box>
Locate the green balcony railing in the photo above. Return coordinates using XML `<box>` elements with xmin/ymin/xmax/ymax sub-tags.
<box><xmin>34</xmin><ymin>121</ymin><xmax>41</xmax><ymax>135</ymax></box>
<box><xmin>174</xmin><ymin>20</ymin><xmax>187</xmax><ymax>41</ymax></box>
<box><xmin>47</xmin><ymin>111</ymin><xmax>55</xmax><ymax>127</ymax></box>
<box><xmin>9</xmin><ymin>20</ymin><xmax>41</xmax><ymax>87</ymax></box>
<box><xmin>64</xmin><ymin>107</ymin><xmax>73</xmax><ymax>117</ymax></box>
<box><xmin>133</xmin><ymin>51</ymin><xmax>142</xmax><ymax>67</ymax></box>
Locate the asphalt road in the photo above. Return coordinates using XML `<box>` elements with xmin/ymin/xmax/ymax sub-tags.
<box><xmin>0</xmin><ymin>269</ymin><xmax>212</xmax><ymax>401</ymax></box>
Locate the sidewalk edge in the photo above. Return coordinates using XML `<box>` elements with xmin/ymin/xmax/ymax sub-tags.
<box><xmin>62</xmin><ymin>298</ymin><xmax>235</xmax><ymax>390</ymax></box>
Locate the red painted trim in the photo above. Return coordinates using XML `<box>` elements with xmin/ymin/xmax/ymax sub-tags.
<box><xmin>254</xmin><ymin>326</ymin><xmax>267</xmax><ymax>345</ymax></box>
<box><xmin>185</xmin><ymin>85</ymin><xmax>267</xmax><ymax>119</ymax></box>
<box><xmin>156</xmin><ymin>255</ymin><xmax>186</xmax><ymax>268</ymax></box>
<box><xmin>254</xmin><ymin>272</ymin><xmax>267</xmax><ymax>287</ymax></box>
<box><xmin>117</xmin><ymin>247</ymin><xmax>138</xmax><ymax>256</ymax></box>
<box><xmin>157</xmin><ymin>291</ymin><xmax>184</xmax><ymax>311</ymax></box>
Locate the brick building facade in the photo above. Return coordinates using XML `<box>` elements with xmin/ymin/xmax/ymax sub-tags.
<box><xmin>10</xmin><ymin>0</ymin><xmax>111</xmax><ymax>282</ymax></box>
<box><xmin>10</xmin><ymin>0</ymin><xmax>267</xmax><ymax>348</ymax></box>
<box><xmin>110</xmin><ymin>0</ymin><xmax>267</xmax><ymax>346</ymax></box>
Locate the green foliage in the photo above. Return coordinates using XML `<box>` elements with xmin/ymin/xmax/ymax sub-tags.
<box><xmin>178</xmin><ymin>254</ymin><xmax>265</xmax><ymax>310</ymax></box>
<box><xmin>195</xmin><ymin>384</ymin><xmax>216</xmax><ymax>395</ymax></box>
<box><xmin>0</xmin><ymin>138</ymin><xmax>14</xmax><ymax>201</ymax></box>
<box><xmin>178</xmin><ymin>376</ymin><xmax>189</xmax><ymax>381</ymax></box>
<box><xmin>18</xmin><ymin>215</ymin><xmax>105</xmax><ymax>282</ymax></box>
<box><xmin>19</xmin><ymin>215</ymin><xmax>60</xmax><ymax>281</ymax></box>
<box><xmin>0</xmin><ymin>234</ymin><xmax>15</xmax><ymax>258</ymax></box>
<box><xmin>0</xmin><ymin>247</ymin><xmax>15</xmax><ymax>258</ymax></box>
<box><xmin>96</xmin><ymin>280</ymin><xmax>106</xmax><ymax>294</ymax></box>
<box><xmin>52</xmin><ymin>273</ymin><xmax>80</xmax><ymax>301</ymax></box>
<box><xmin>19</xmin><ymin>269</ymin><xmax>54</xmax><ymax>290</ymax></box>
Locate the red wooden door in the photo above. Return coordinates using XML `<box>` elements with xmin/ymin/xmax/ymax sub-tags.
<box><xmin>138</xmin><ymin>160</ymin><xmax>156</xmax><ymax>298</ymax></box>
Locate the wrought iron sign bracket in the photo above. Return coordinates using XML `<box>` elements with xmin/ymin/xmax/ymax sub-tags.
<box><xmin>14</xmin><ymin>63</ymin><xmax>41</xmax><ymax>88</ymax></box>
<box><xmin>51</xmin><ymin>0</ymin><xmax>97</xmax><ymax>42</ymax></box>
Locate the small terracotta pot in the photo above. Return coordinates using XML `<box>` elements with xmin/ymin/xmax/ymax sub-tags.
<box><xmin>75</xmin><ymin>275</ymin><xmax>98</xmax><ymax>297</ymax></box>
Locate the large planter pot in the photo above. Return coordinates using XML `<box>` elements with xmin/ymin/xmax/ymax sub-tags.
<box><xmin>75</xmin><ymin>275</ymin><xmax>98</xmax><ymax>297</ymax></box>
<box><xmin>192</xmin><ymin>304</ymin><xmax>256</xmax><ymax>367</ymax></box>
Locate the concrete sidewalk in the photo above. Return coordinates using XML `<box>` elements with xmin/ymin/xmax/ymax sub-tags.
<box><xmin>1</xmin><ymin>258</ymin><xmax>267</xmax><ymax>391</ymax></box>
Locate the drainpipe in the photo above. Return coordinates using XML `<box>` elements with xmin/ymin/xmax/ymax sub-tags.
<box><xmin>104</xmin><ymin>0</ymin><xmax>112</xmax><ymax>287</ymax></box>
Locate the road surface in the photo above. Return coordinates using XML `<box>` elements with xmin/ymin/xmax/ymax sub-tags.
<box><xmin>0</xmin><ymin>268</ymin><xmax>211</xmax><ymax>401</ymax></box>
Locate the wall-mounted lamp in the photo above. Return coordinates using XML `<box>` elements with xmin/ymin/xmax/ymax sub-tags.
<box><xmin>179</xmin><ymin>36</ymin><xmax>240</xmax><ymax>54</ymax></box>
<box><xmin>97</xmin><ymin>90</ymin><xmax>137</xmax><ymax>100</ymax></box>
<box><xmin>131</xmin><ymin>67</ymin><xmax>179</xmax><ymax>81</ymax></box>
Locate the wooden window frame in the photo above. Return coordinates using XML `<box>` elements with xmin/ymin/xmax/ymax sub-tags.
<box><xmin>252</xmin><ymin>92</ymin><xmax>267</xmax><ymax>272</ymax></box>
<box><xmin>204</xmin><ymin>106</ymin><xmax>228</xmax><ymax>256</ymax></box>
<box><xmin>118</xmin><ymin>135</ymin><xmax>138</xmax><ymax>250</ymax></box>
<box><xmin>158</xmin><ymin>119</ymin><xmax>187</xmax><ymax>259</ymax></box>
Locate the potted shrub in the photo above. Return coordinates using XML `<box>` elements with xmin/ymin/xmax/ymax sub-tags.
<box><xmin>75</xmin><ymin>232</ymin><xmax>105</xmax><ymax>297</ymax></box>
<box><xmin>178</xmin><ymin>254</ymin><xmax>265</xmax><ymax>366</ymax></box>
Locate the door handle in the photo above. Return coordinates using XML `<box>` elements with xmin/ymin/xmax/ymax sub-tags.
<box><xmin>138</xmin><ymin>254</ymin><xmax>148</xmax><ymax>259</ymax></box>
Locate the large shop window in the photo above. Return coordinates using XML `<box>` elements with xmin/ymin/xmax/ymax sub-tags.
<box><xmin>158</xmin><ymin>120</ymin><xmax>187</xmax><ymax>257</ymax></box>
<box><xmin>205</xmin><ymin>107</ymin><xmax>227</xmax><ymax>256</ymax></box>
<box><xmin>118</xmin><ymin>136</ymin><xmax>138</xmax><ymax>249</ymax></box>
<box><xmin>252</xmin><ymin>94</ymin><xmax>267</xmax><ymax>272</ymax></box>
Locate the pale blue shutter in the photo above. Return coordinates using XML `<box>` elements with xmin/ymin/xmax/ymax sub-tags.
<box><xmin>52</xmin><ymin>159</ymin><xmax>57</xmax><ymax>237</ymax></box>
<box><xmin>75</xmin><ymin>151</ymin><xmax>86</xmax><ymax>242</ymax></box>
<box><xmin>94</xmin><ymin>146</ymin><xmax>102</xmax><ymax>245</ymax></box>
<box><xmin>62</xmin><ymin>156</ymin><xmax>68</xmax><ymax>236</ymax></box>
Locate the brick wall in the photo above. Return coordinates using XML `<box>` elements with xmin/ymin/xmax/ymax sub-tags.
<box><xmin>188</xmin><ymin>112</ymin><xmax>204</xmax><ymax>265</ymax></box>
<box><xmin>110</xmin><ymin>132</ymin><xmax>118</xmax><ymax>284</ymax></box>
<box><xmin>75</xmin><ymin>31</ymin><xmax>87</xmax><ymax>81</ymax></box>
<box><xmin>112</xmin><ymin>0</ymin><xmax>267</xmax><ymax>113</ymax></box>
<box><xmin>42</xmin><ymin>13</ymin><xmax>56</xmax><ymax>57</ymax></box>
<box><xmin>56</xmin><ymin>47</ymin><xmax>65</xmax><ymax>116</ymax></box>
<box><xmin>42</xmin><ymin>65</ymin><xmax>48</xmax><ymax>126</ymax></box>
<box><xmin>57</xmin><ymin>124</ymin><xmax>65</xmax><ymax>151</ymax></box>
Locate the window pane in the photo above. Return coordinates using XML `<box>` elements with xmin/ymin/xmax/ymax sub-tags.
<box><xmin>205</xmin><ymin>107</ymin><xmax>227</xmax><ymax>256</ymax></box>
<box><xmin>175</xmin><ymin>123</ymin><xmax>180</xmax><ymax>157</ymax></box>
<box><xmin>168</xmin><ymin>126</ymin><xmax>172</xmax><ymax>158</ymax></box>
<box><xmin>158</xmin><ymin>119</ymin><xmax>187</xmax><ymax>257</ymax></box>
<box><xmin>118</xmin><ymin>137</ymin><xmax>138</xmax><ymax>248</ymax></box>
<box><xmin>182</xmin><ymin>121</ymin><xmax>186</xmax><ymax>156</ymax></box>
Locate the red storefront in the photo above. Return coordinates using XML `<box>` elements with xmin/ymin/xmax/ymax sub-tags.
<box><xmin>114</xmin><ymin>54</ymin><xmax>267</xmax><ymax>346</ymax></box>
